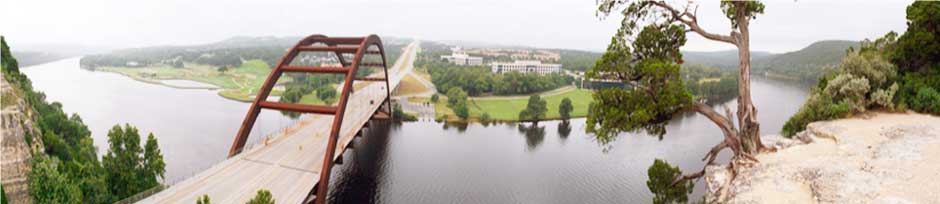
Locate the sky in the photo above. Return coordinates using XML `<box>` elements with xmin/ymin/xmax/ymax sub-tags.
<box><xmin>0</xmin><ymin>0</ymin><xmax>914</xmax><ymax>53</ymax></box>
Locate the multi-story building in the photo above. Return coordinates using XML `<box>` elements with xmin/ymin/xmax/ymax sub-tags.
<box><xmin>490</xmin><ymin>60</ymin><xmax>562</xmax><ymax>75</ymax></box>
<box><xmin>440</xmin><ymin>53</ymin><xmax>483</xmax><ymax>66</ymax></box>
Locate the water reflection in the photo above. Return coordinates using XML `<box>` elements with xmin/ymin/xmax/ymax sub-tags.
<box><xmin>517</xmin><ymin>123</ymin><xmax>546</xmax><ymax>150</ymax></box>
<box><xmin>557</xmin><ymin>120</ymin><xmax>572</xmax><ymax>139</ymax></box>
<box><xmin>329</xmin><ymin>120</ymin><xmax>394</xmax><ymax>204</ymax></box>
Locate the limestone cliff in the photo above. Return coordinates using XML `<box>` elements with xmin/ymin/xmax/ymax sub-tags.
<box><xmin>1</xmin><ymin>71</ymin><xmax>44</xmax><ymax>204</ymax></box>
<box><xmin>704</xmin><ymin>113</ymin><xmax>940</xmax><ymax>203</ymax></box>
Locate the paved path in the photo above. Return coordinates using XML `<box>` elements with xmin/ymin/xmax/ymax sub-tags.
<box><xmin>137</xmin><ymin>41</ymin><xmax>418</xmax><ymax>204</ymax></box>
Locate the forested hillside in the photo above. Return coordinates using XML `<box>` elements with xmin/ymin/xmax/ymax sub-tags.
<box><xmin>752</xmin><ymin>40</ymin><xmax>859</xmax><ymax>81</ymax></box>
<box><xmin>680</xmin><ymin>40</ymin><xmax>858</xmax><ymax>82</ymax></box>
<box><xmin>3</xmin><ymin>36</ymin><xmax>167</xmax><ymax>204</ymax></box>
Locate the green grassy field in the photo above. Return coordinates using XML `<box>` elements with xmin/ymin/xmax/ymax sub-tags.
<box><xmin>415</xmin><ymin>88</ymin><xmax>594</xmax><ymax>121</ymax></box>
<box><xmin>99</xmin><ymin>60</ymin><xmax>283</xmax><ymax>101</ymax></box>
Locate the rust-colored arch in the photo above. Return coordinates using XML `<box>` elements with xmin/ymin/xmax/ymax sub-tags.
<box><xmin>227</xmin><ymin>34</ymin><xmax>392</xmax><ymax>204</ymax></box>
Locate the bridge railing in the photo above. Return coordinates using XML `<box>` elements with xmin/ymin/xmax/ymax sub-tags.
<box><xmin>129</xmin><ymin>115</ymin><xmax>308</xmax><ymax>203</ymax></box>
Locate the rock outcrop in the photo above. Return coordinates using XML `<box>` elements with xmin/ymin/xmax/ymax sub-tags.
<box><xmin>705</xmin><ymin>113</ymin><xmax>940</xmax><ymax>203</ymax></box>
<box><xmin>1</xmin><ymin>72</ymin><xmax>43</xmax><ymax>204</ymax></box>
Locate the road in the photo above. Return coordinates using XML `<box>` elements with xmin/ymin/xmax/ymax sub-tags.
<box><xmin>137</xmin><ymin>41</ymin><xmax>418</xmax><ymax>204</ymax></box>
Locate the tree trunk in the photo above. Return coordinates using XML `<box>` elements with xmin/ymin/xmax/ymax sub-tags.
<box><xmin>734</xmin><ymin>3</ymin><xmax>765</xmax><ymax>155</ymax></box>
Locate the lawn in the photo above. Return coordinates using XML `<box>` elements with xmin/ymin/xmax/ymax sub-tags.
<box><xmin>415</xmin><ymin>88</ymin><xmax>594</xmax><ymax>121</ymax></box>
<box><xmin>99</xmin><ymin>60</ymin><xmax>283</xmax><ymax>101</ymax></box>
<box><xmin>469</xmin><ymin>88</ymin><xmax>593</xmax><ymax>120</ymax></box>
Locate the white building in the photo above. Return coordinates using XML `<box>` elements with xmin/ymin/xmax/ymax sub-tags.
<box><xmin>440</xmin><ymin>53</ymin><xmax>483</xmax><ymax>66</ymax></box>
<box><xmin>490</xmin><ymin>60</ymin><xmax>562</xmax><ymax>75</ymax></box>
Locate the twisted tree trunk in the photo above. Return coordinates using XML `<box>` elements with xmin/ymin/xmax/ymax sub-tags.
<box><xmin>733</xmin><ymin>3</ymin><xmax>766</xmax><ymax>155</ymax></box>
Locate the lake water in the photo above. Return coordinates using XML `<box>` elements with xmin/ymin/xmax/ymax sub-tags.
<box><xmin>23</xmin><ymin>58</ymin><xmax>811</xmax><ymax>203</ymax></box>
<box><xmin>23</xmin><ymin>58</ymin><xmax>299</xmax><ymax>183</ymax></box>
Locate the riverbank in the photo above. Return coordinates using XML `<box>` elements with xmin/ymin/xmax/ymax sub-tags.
<box><xmin>95</xmin><ymin>60</ymin><xmax>283</xmax><ymax>102</ymax></box>
<box><xmin>705</xmin><ymin>112</ymin><xmax>940</xmax><ymax>203</ymax></box>
<box><xmin>409</xmin><ymin>86</ymin><xmax>593</xmax><ymax>122</ymax></box>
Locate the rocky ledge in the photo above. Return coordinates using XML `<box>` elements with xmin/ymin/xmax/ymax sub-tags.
<box><xmin>705</xmin><ymin>112</ymin><xmax>940</xmax><ymax>204</ymax></box>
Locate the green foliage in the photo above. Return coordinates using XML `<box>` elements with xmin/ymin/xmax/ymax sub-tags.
<box><xmin>392</xmin><ymin>103</ymin><xmax>418</xmax><ymax>121</ymax></box>
<box><xmin>196</xmin><ymin>194</ymin><xmax>210</xmax><ymax>204</ymax></box>
<box><xmin>4</xmin><ymin>37</ymin><xmax>164</xmax><ymax>203</ymax></box>
<box><xmin>1</xmin><ymin>37</ymin><xmax>19</xmax><ymax>73</ymax></box>
<box><xmin>896</xmin><ymin>72</ymin><xmax>940</xmax><ymax>114</ymax></box>
<box><xmin>246</xmin><ymin>189</ymin><xmax>274</xmax><ymax>204</ymax></box>
<box><xmin>910</xmin><ymin>86</ymin><xmax>940</xmax><ymax>113</ymax></box>
<box><xmin>871</xmin><ymin>83</ymin><xmax>899</xmax><ymax>109</ymax></box>
<box><xmin>29</xmin><ymin>157</ymin><xmax>83</xmax><ymax>204</ymax></box>
<box><xmin>559</xmin><ymin>97</ymin><xmax>573</xmax><ymax>120</ymax></box>
<box><xmin>891</xmin><ymin>1</ymin><xmax>940</xmax><ymax>73</ymax></box>
<box><xmin>518</xmin><ymin>95</ymin><xmax>548</xmax><ymax>121</ymax></box>
<box><xmin>316</xmin><ymin>86</ymin><xmax>337</xmax><ymax>104</ymax></box>
<box><xmin>430</xmin><ymin>94</ymin><xmax>439</xmax><ymax>103</ymax></box>
<box><xmin>454</xmin><ymin>105</ymin><xmax>470</xmax><ymax>120</ymax></box>
<box><xmin>102</xmin><ymin>124</ymin><xmax>165</xmax><ymax>200</ymax></box>
<box><xmin>1</xmin><ymin>184</ymin><xmax>6</xmax><ymax>204</ymax></box>
<box><xmin>683</xmin><ymin>66</ymin><xmax>738</xmax><ymax>103</ymax></box>
<box><xmin>480</xmin><ymin>113</ymin><xmax>492</xmax><ymax>123</ymax></box>
<box><xmin>586</xmin><ymin>24</ymin><xmax>694</xmax><ymax>143</ymax></box>
<box><xmin>416</xmin><ymin>58</ymin><xmax>573</xmax><ymax>96</ymax></box>
<box><xmin>782</xmin><ymin>93</ymin><xmax>853</xmax><ymax>137</ymax></box>
<box><xmin>720</xmin><ymin>1</ymin><xmax>766</xmax><ymax>29</ymax></box>
<box><xmin>646</xmin><ymin>159</ymin><xmax>693</xmax><ymax>204</ymax></box>
<box><xmin>446</xmin><ymin>87</ymin><xmax>468</xmax><ymax>109</ymax></box>
<box><xmin>782</xmin><ymin>50</ymin><xmax>900</xmax><ymax>137</ymax></box>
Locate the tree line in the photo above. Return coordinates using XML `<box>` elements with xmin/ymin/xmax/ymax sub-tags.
<box><xmin>2</xmin><ymin>37</ymin><xmax>166</xmax><ymax>203</ymax></box>
<box><xmin>416</xmin><ymin>59</ymin><xmax>574</xmax><ymax>96</ymax></box>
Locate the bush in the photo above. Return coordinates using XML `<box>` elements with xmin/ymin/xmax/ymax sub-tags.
<box><xmin>783</xmin><ymin>51</ymin><xmax>899</xmax><ymax>137</ymax></box>
<box><xmin>480</xmin><ymin>113</ymin><xmax>492</xmax><ymax>123</ymax></box>
<box><xmin>910</xmin><ymin>86</ymin><xmax>940</xmax><ymax>113</ymax></box>
<box><xmin>647</xmin><ymin>159</ymin><xmax>693</xmax><ymax>204</ymax></box>
<box><xmin>782</xmin><ymin>94</ymin><xmax>853</xmax><ymax>137</ymax></box>
<box><xmin>871</xmin><ymin>83</ymin><xmax>899</xmax><ymax>109</ymax></box>
<box><xmin>247</xmin><ymin>189</ymin><xmax>274</xmax><ymax>204</ymax></box>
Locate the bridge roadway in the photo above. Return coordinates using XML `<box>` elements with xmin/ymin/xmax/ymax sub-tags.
<box><xmin>138</xmin><ymin>41</ymin><xmax>418</xmax><ymax>204</ymax></box>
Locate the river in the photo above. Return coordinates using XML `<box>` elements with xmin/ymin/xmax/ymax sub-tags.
<box><xmin>23</xmin><ymin>58</ymin><xmax>811</xmax><ymax>203</ymax></box>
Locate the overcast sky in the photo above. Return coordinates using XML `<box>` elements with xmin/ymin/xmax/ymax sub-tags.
<box><xmin>0</xmin><ymin>0</ymin><xmax>913</xmax><ymax>53</ymax></box>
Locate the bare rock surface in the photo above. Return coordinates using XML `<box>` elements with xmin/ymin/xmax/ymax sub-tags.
<box><xmin>706</xmin><ymin>113</ymin><xmax>940</xmax><ymax>204</ymax></box>
<box><xmin>2</xmin><ymin>72</ymin><xmax>43</xmax><ymax>204</ymax></box>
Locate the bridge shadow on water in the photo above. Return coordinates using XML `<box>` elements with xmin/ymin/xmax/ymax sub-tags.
<box><xmin>327</xmin><ymin>119</ymin><xmax>395</xmax><ymax>204</ymax></box>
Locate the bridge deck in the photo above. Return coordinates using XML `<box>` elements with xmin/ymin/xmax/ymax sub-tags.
<box><xmin>137</xmin><ymin>42</ymin><xmax>417</xmax><ymax>204</ymax></box>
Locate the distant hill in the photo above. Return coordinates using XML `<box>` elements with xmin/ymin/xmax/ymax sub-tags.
<box><xmin>683</xmin><ymin>50</ymin><xmax>773</xmax><ymax>69</ymax></box>
<box><xmin>751</xmin><ymin>40</ymin><xmax>858</xmax><ymax>81</ymax></box>
<box><xmin>80</xmin><ymin>35</ymin><xmax>412</xmax><ymax>69</ymax></box>
<box><xmin>681</xmin><ymin>40</ymin><xmax>858</xmax><ymax>81</ymax></box>
<box><xmin>11</xmin><ymin>43</ymin><xmax>112</xmax><ymax>67</ymax></box>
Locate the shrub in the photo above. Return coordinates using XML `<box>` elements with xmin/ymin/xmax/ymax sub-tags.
<box><xmin>647</xmin><ymin>159</ymin><xmax>693</xmax><ymax>204</ymax></box>
<box><xmin>871</xmin><ymin>83</ymin><xmax>899</xmax><ymax>109</ymax></box>
<box><xmin>480</xmin><ymin>113</ymin><xmax>491</xmax><ymax>123</ymax></box>
<box><xmin>910</xmin><ymin>86</ymin><xmax>940</xmax><ymax>113</ymax></box>
<box><xmin>246</xmin><ymin>189</ymin><xmax>274</xmax><ymax>204</ymax></box>
<box><xmin>782</xmin><ymin>94</ymin><xmax>853</xmax><ymax>137</ymax></box>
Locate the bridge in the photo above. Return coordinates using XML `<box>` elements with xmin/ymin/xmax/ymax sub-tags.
<box><xmin>137</xmin><ymin>35</ymin><xmax>418</xmax><ymax>204</ymax></box>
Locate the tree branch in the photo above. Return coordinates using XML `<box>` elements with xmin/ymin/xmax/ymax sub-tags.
<box><xmin>671</xmin><ymin>168</ymin><xmax>705</xmax><ymax>187</ymax></box>
<box><xmin>692</xmin><ymin>102</ymin><xmax>736</xmax><ymax>138</ymax></box>
<box><xmin>649</xmin><ymin>1</ymin><xmax>737</xmax><ymax>45</ymax></box>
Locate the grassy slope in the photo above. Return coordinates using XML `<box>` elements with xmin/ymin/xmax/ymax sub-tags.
<box><xmin>395</xmin><ymin>74</ymin><xmax>431</xmax><ymax>96</ymax></box>
<box><xmin>98</xmin><ymin>60</ymin><xmax>280</xmax><ymax>101</ymax></box>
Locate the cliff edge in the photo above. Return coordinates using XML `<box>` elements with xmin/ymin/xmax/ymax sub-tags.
<box><xmin>705</xmin><ymin>112</ymin><xmax>940</xmax><ymax>204</ymax></box>
<box><xmin>1</xmin><ymin>71</ymin><xmax>44</xmax><ymax>204</ymax></box>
